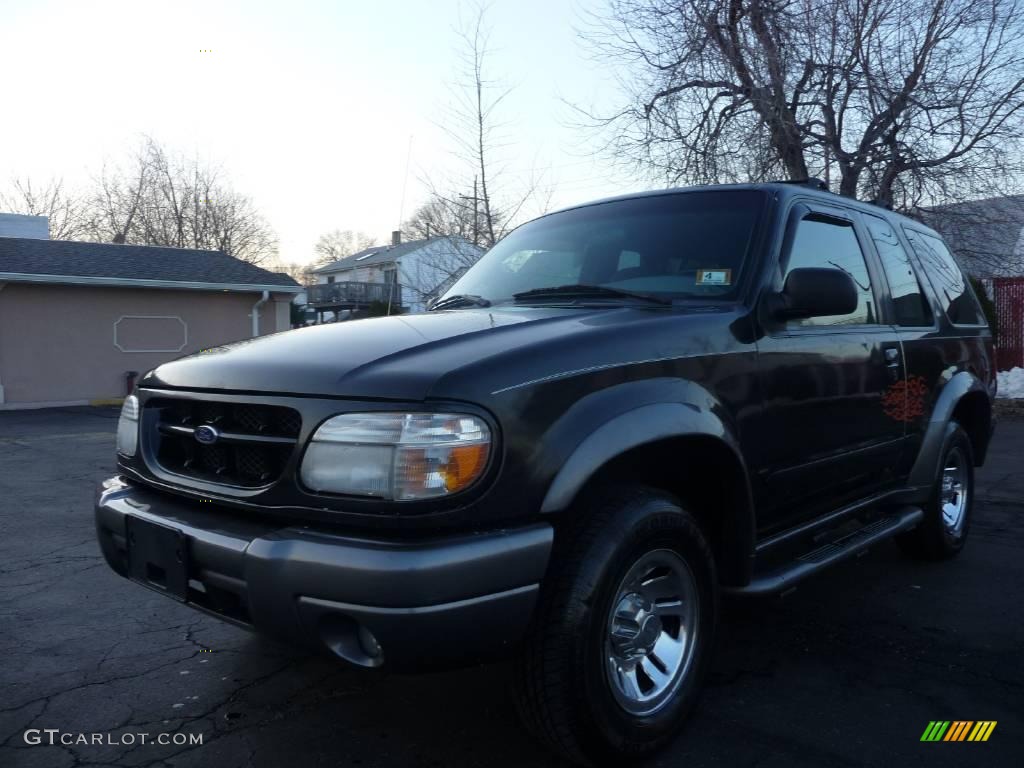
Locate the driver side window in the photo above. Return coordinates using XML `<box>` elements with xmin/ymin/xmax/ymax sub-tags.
<box><xmin>783</xmin><ymin>215</ymin><xmax>879</xmax><ymax>327</ymax></box>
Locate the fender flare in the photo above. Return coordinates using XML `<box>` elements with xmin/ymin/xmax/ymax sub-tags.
<box><xmin>537</xmin><ymin>383</ymin><xmax>756</xmax><ymax>584</ymax></box>
<box><xmin>540</xmin><ymin>401</ymin><xmax>737</xmax><ymax>512</ymax></box>
<box><xmin>907</xmin><ymin>370</ymin><xmax>989</xmax><ymax>493</ymax></box>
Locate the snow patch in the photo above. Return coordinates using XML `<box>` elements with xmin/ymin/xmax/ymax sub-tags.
<box><xmin>997</xmin><ymin>367</ymin><xmax>1024</xmax><ymax>399</ymax></box>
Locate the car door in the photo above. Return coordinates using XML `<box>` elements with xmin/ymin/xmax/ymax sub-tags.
<box><xmin>753</xmin><ymin>201</ymin><xmax>906</xmax><ymax>534</ymax></box>
<box><xmin>860</xmin><ymin>213</ymin><xmax>943</xmax><ymax>479</ymax></box>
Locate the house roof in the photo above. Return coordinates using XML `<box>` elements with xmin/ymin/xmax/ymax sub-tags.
<box><xmin>0</xmin><ymin>237</ymin><xmax>301</xmax><ymax>292</ymax></box>
<box><xmin>919</xmin><ymin>195</ymin><xmax>1024</xmax><ymax>278</ymax></box>
<box><xmin>310</xmin><ymin>236</ymin><xmax>479</xmax><ymax>274</ymax></box>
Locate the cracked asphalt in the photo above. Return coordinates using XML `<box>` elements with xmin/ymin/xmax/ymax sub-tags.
<box><xmin>1</xmin><ymin>406</ymin><xmax>1021</xmax><ymax>768</ymax></box>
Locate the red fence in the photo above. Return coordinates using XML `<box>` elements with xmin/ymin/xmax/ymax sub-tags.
<box><xmin>994</xmin><ymin>277</ymin><xmax>1024</xmax><ymax>370</ymax></box>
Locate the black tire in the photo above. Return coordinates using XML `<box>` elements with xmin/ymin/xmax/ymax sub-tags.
<box><xmin>514</xmin><ymin>486</ymin><xmax>717</xmax><ymax>766</ymax></box>
<box><xmin>897</xmin><ymin>421</ymin><xmax>975</xmax><ymax>560</ymax></box>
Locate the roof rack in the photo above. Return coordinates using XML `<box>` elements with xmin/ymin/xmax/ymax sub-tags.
<box><xmin>774</xmin><ymin>178</ymin><xmax>830</xmax><ymax>191</ymax></box>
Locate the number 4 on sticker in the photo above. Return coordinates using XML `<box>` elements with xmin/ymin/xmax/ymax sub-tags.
<box><xmin>697</xmin><ymin>269</ymin><xmax>731</xmax><ymax>285</ymax></box>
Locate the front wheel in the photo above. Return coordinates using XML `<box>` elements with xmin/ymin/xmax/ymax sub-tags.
<box><xmin>514</xmin><ymin>486</ymin><xmax>717</xmax><ymax>765</ymax></box>
<box><xmin>897</xmin><ymin>421</ymin><xmax>975</xmax><ymax>560</ymax></box>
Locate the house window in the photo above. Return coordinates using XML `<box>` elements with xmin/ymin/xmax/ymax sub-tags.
<box><xmin>327</xmin><ymin>275</ymin><xmax>335</xmax><ymax>284</ymax></box>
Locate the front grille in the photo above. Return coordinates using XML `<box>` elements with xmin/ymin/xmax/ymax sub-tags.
<box><xmin>149</xmin><ymin>398</ymin><xmax>301</xmax><ymax>488</ymax></box>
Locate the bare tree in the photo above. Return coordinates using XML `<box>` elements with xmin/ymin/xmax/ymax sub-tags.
<box><xmin>0</xmin><ymin>177</ymin><xmax>88</xmax><ymax>240</ymax></box>
<box><xmin>402</xmin><ymin>196</ymin><xmax>475</xmax><ymax>241</ymax></box>
<box><xmin>581</xmin><ymin>0</ymin><xmax>1024</xmax><ymax>207</ymax></box>
<box><xmin>389</xmin><ymin>3</ymin><xmax>554</xmax><ymax>310</ymax></box>
<box><xmin>263</xmin><ymin>257</ymin><xmax>314</xmax><ymax>287</ymax></box>
<box><xmin>450</xmin><ymin>4</ymin><xmax>502</xmax><ymax>246</ymax></box>
<box><xmin>313</xmin><ymin>229</ymin><xmax>377</xmax><ymax>265</ymax></box>
<box><xmin>83</xmin><ymin>138</ymin><xmax>279</xmax><ymax>263</ymax></box>
<box><xmin>430</xmin><ymin>3</ymin><xmax>548</xmax><ymax>249</ymax></box>
<box><xmin>85</xmin><ymin>143</ymin><xmax>152</xmax><ymax>245</ymax></box>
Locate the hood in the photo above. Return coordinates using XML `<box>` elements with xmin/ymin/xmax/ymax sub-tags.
<box><xmin>144</xmin><ymin>305</ymin><xmax>740</xmax><ymax>401</ymax></box>
<box><xmin>145</xmin><ymin>308</ymin><xmax>587</xmax><ymax>399</ymax></box>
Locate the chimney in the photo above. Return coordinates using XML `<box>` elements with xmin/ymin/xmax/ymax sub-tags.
<box><xmin>391</xmin><ymin>230</ymin><xmax>402</xmax><ymax>246</ymax></box>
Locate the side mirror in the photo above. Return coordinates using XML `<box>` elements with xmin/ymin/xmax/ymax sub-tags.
<box><xmin>771</xmin><ymin>267</ymin><xmax>858</xmax><ymax>320</ymax></box>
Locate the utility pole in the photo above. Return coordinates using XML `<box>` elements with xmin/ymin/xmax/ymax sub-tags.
<box><xmin>459</xmin><ymin>176</ymin><xmax>480</xmax><ymax>247</ymax></box>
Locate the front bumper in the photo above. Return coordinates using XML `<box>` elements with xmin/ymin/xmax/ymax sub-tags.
<box><xmin>95</xmin><ymin>477</ymin><xmax>552</xmax><ymax>669</ymax></box>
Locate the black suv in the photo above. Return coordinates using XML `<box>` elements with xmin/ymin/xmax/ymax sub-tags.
<box><xmin>96</xmin><ymin>182</ymin><xmax>995</xmax><ymax>765</ymax></box>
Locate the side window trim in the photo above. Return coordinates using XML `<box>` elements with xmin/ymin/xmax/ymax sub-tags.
<box><xmin>773</xmin><ymin>200</ymin><xmax>886</xmax><ymax>331</ymax></box>
<box><xmin>846</xmin><ymin>209</ymin><xmax>891</xmax><ymax>327</ymax></box>
<box><xmin>847</xmin><ymin>211</ymin><xmax>894</xmax><ymax>327</ymax></box>
<box><xmin>774</xmin><ymin>201</ymin><xmax>812</xmax><ymax>286</ymax></box>
<box><xmin>777</xmin><ymin>201</ymin><xmax>860</xmax><ymax>281</ymax></box>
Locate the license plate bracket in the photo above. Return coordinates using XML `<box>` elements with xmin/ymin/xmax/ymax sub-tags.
<box><xmin>126</xmin><ymin>516</ymin><xmax>189</xmax><ymax>601</ymax></box>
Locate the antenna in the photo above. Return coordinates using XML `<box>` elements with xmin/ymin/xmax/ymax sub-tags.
<box><xmin>397</xmin><ymin>135</ymin><xmax>413</xmax><ymax>230</ymax></box>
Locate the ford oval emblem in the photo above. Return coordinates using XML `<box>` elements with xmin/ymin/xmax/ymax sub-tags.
<box><xmin>194</xmin><ymin>425</ymin><xmax>220</xmax><ymax>445</ymax></box>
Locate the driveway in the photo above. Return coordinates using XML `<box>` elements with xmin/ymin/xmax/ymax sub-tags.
<box><xmin>1</xmin><ymin>407</ymin><xmax>1021</xmax><ymax>767</ymax></box>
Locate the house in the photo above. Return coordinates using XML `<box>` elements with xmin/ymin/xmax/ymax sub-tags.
<box><xmin>0</xmin><ymin>212</ymin><xmax>48</xmax><ymax>239</ymax></box>
<box><xmin>0</xmin><ymin>220</ymin><xmax>301</xmax><ymax>408</ymax></box>
<box><xmin>919</xmin><ymin>195</ymin><xmax>1024</xmax><ymax>278</ymax></box>
<box><xmin>308</xmin><ymin>232</ymin><xmax>483</xmax><ymax>318</ymax></box>
<box><xmin>919</xmin><ymin>196</ymin><xmax>1024</xmax><ymax>370</ymax></box>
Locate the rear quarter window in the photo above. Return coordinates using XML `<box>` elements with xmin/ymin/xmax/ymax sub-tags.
<box><xmin>903</xmin><ymin>229</ymin><xmax>986</xmax><ymax>326</ymax></box>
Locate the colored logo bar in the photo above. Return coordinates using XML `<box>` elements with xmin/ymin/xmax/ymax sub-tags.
<box><xmin>920</xmin><ymin>721</ymin><xmax>997</xmax><ymax>742</ymax></box>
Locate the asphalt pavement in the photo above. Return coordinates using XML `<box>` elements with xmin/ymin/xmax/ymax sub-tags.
<box><xmin>1</xmin><ymin>406</ymin><xmax>1021</xmax><ymax>767</ymax></box>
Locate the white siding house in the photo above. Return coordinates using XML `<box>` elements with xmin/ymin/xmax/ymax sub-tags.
<box><xmin>309</xmin><ymin>234</ymin><xmax>483</xmax><ymax>314</ymax></box>
<box><xmin>0</xmin><ymin>213</ymin><xmax>49</xmax><ymax>239</ymax></box>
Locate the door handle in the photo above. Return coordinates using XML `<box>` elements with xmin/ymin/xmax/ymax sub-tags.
<box><xmin>884</xmin><ymin>347</ymin><xmax>902</xmax><ymax>380</ymax></box>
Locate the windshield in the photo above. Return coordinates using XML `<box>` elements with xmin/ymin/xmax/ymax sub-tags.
<box><xmin>441</xmin><ymin>190</ymin><xmax>766</xmax><ymax>305</ymax></box>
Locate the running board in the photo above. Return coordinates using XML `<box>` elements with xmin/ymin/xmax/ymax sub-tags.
<box><xmin>727</xmin><ymin>506</ymin><xmax>924</xmax><ymax>597</ymax></box>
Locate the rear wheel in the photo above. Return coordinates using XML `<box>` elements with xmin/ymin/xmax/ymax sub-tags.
<box><xmin>514</xmin><ymin>486</ymin><xmax>717</xmax><ymax>765</ymax></box>
<box><xmin>897</xmin><ymin>422</ymin><xmax>974</xmax><ymax>560</ymax></box>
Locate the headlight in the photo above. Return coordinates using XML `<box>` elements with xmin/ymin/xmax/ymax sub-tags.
<box><xmin>116</xmin><ymin>395</ymin><xmax>139</xmax><ymax>457</ymax></box>
<box><xmin>300</xmin><ymin>412</ymin><xmax>491</xmax><ymax>500</ymax></box>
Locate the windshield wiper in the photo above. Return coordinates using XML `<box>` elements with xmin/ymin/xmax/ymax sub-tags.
<box><xmin>428</xmin><ymin>294</ymin><xmax>492</xmax><ymax>311</ymax></box>
<box><xmin>512</xmin><ymin>284</ymin><xmax>671</xmax><ymax>305</ymax></box>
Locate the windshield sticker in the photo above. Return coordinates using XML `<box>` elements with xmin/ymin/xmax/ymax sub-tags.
<box><xmin>696</xmin><ymin>269</ymin><xmax>732</xmax><ymax>285</ymax></box>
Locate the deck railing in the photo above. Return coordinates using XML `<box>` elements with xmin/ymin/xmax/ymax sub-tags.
<box><xmin>308</xmin><ymin>281</ymin><xmax>400</xmax><ymax>307</ymax></box>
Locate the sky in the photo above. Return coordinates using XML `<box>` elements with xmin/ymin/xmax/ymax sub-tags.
<box><xmin>0</xmin><ymin>0</ymin><xmax>649</xmax><ymax>265</ymax></box>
